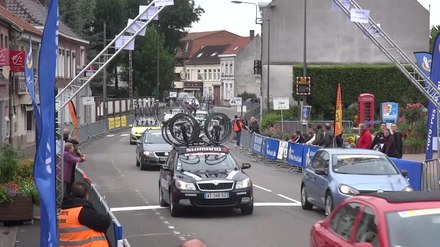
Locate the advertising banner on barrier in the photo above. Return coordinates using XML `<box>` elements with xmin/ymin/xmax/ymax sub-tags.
<box><xmin>303</xmin><ymin>145</ymin><xmax>321</xmax><ymax>166</ymax></box>
<box><xmin>277</xmin><ymin>141</ymin><xmax>288</xmax><ymax>160</ymax></box>
<box><xmin>390</xmin><ymin>158</ymin><xmax>423</xmax><ymax>191</ymax></box>
<box><xmin>265</xmin><ymin>138</ymin><xmax>279</xmax><ymax>160</ymax></box>
<box><xmin>253</xmin><ymin>134</ymin><xmax>265</xmax><ymax>155</ymax></box>
<box><xmin>287</xmin><ymin>143</ymin><xmax>304</xmax><ymax>167</ymax></box>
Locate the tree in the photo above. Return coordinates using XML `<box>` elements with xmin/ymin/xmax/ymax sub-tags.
<box><xmin>430</xmin><ymin>26</ymin><xmax>440</xmax><ymax>52</ymax></box>
<box><xmin>59</xmin><ymin>0</ymin><xmax>96</xmax><ymax>39</ymax></box>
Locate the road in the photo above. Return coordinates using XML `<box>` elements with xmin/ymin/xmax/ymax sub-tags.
<box><xmin>80</xmin><ymin>127</ymin><xmax>325</xmax><ymax>247</ymax></box>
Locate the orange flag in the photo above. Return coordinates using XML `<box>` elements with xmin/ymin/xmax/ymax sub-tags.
<box><xmin>334</xmin><ymin>83</ymin><xmax>343</xmax><ymax>137</ymax></box>
<box><xmin>68</xmin><ymin>101</ymin><xmax>78</xmax><ymax>140</ymax></box>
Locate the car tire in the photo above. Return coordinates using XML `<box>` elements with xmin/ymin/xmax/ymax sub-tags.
<box><xmin>140</xmin><ymin>158</ymin><xmax>147</xmax><ymax>170</ymax></box>
<box><xmin>301</xmin><ymin>185</ymin><xmax>313</xmax><ymax>210</ymax></box>
<box><xmin>325</xmin><ymin>192</ymin><xmax>333</xmax><ymax>216</ymax></box>
<box><xmin>169</xmin><ymin>191</ymin><xmax>180</xmax><ymax>217</ymax></box>
<box><xmin>159</xmin><ymin>184</ymin><xmax>168</xmax><ymax>207</ymax></box>
<box><xmin>241</xmin><ymin>204</ymin><xmax>254</xmax><ymax>215</ymax></box>
<box><xmin>136</xmin><ymin>154</ymin><xmax>140</xmax><ymax>167</ymax></box>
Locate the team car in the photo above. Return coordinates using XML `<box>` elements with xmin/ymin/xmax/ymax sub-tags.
<box><xmin>158</xmin><ymin>145</ymin><xmax>254</xmax><ymax>217</ymax></box>
<box><xmin>129</xmin><ymin>117</ymin><xmax>161</xmax><ymax>144</ymax></box>
<box><xmin>135</xmin><ymin>129</ymin><xmax>172</xmax><ymax>170</ymax></box>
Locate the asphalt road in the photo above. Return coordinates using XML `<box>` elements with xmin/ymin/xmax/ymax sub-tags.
<box><xmin>79</xmin><ymin>127</ymin><xmax>326</xmax><ymax>247</ymax></box>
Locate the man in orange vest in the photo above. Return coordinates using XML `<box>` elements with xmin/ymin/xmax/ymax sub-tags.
<box><xmin>59</xmin><ymin>181</ymin><xmax>111</xmax><ymax>247</ymax></box>
<box><xmin>233</xmin><ymin>115</ymin><xmax>243</xmax><ymax>147</ymax></box>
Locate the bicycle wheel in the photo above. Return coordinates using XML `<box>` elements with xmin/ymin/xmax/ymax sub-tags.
<box><xmin>203</xmin><ymin>113</ymin><xmax>232</xmax><ymax>145</ymax></box>
<box><xmin>168</xmin><ymin>113</ymin><xmax>200</xmax><ymax>145</ymax></box>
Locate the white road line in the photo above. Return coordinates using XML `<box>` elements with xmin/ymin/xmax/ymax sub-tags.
<box><xmin>253</xmin><ymin>184</ymin><xmax>272</xmax><ymax>192</ymax></box>
<box><xmin>254</xmin><ymin>202</ymin><xmax>301</xmax><ymax>207</ymax></box>
<box><xmin>120</xmin><ymin>134</ymin><xmax>129</xmax><ymax>137</ymax></box>
<box><xmin>111</xmin><ymin>205</ymin><xmax>165</xmax><ymax>212</ymax></box>
<box><xmin>106</xmin><ymin>134</ymin><xmax>115</xmax><ymax>137</ymax></box>
<box><xmin>110</xmin><ymin>203</ymin><xmax>300</xmax><ymax>212</ymax></box>
<box><xmin>277</xmin><ymin>193</ymin><xmax>301</xmax><ymax>203</ymax></box>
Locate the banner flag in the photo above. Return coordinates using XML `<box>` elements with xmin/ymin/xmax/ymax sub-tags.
<box><xmin>414</xmin><ymin>51</ymin><xmax>435</xmax><ymax>159</ymax></box>
<box><xmin>334</xmin><ymin>82</ymin><xmax>343</xmax><ymax>137</ymax></box>
<box><xmin>25</xmin><ymin>37</ymin><xmax>42</xmax><ymax>145</ymax></box>
<box><xmin>429</xmin><ymin>33</ymin><xmax>440</xmax><ymax>159</ymax></box>
<box><xmin>115</xmin><ymin>35</ymin><xmax>135</xmax><ymax>50</ymax></box>
<box><xmin>35</xmin><ymin>0</ymin><xmax>58</xmax><ymax>246</ymax></box>
<box><xmin>126</xmin><ymin>19</ymin><xmax>147</xmax><ymax>36</ymax></box>
<box><xmin>68</xmin><ymin>101</ymin><xmax>78</xmax><ymax>140</ymax></box>
<box><xmin>139</xmin><ymin>5</ymin><xmax>159</xmax><ymax>21</ymax></box>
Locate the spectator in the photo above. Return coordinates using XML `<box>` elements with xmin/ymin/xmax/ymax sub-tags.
<box><xmin>356</xmin><ymin>123</ymin><xmax>372</xmax><ymax>149</ymax></box>
<box><xmin>305</xmin><ymin>128</ymin><xmax>316</xmax><ymax>145</ymax></box>
<box><xmin>290</xmin><ymin>130</ymin><xmax>305</xmax><ymax>143</ymax></box>
<box><xmin>370</xmin><ymin>123</ymin><xmax>387</xmax><ymax>150</ymax></box>
<box><xmin>180</xmin><ymin>239</ymin><xmax>207</xmax><ymax>247</ymax></box>
<box><xmin>241</xmin><ymin>115</ymin><xmax>249</xmax><ymax>130</ymax></box>
<box><xmin>391</xmin><ymin>123</ymin><xmax>403</xmax><ymax>158</ymax></box>
<box><xmin>312</xmin><ymin>124</ymin><xmax>325</xmax><ymax>146</ymax></box>
<box><xmin>381</xmin><ymin>128</ymin><xmax>398</xmax><ymax>158</ymax></box>
<box><xmin>63</xmin><ymin>143</ymin><xmax>86</xmax><ymax>195</ymax></box>
<box><xmin>335</xmin><ymin>131</ymin><xmax>344</xmax><ymax>147</ymax></box>
<box><xmin>59</xmin><ymin>181</ymin><xmax>111</xmax><ymax>247</ymax></box>
<box><xmin>249</xmin><ymin>117</ymin><xmax>260</xmax><ymax>134</ymax></box>
<box><xmin>232</xmin><ymin>115</ymin><xmax>243</xmax><ymax>147</ymax></box>
<box><xmin>322</xmin><ymin>123</ymin><xmax>334</xmax><ymax>148</ymax></box>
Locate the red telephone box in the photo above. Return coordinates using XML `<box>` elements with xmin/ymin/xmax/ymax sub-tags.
<box><xmin>358</xmin><ymin>93</ymin><xmax>375</xmax><ymax>127</ymax></box>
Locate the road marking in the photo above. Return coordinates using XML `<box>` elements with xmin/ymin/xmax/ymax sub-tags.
<box><xmin>106</xmin><ymin>134</ymin><xmax>115</xmax><ymax>137</ymax></box>
<box><xmin>111</xmin><ymin>205</ymin><xmax>165</xmax><ymax>212</ymax></box>
<box><xmin>253</xmin><ymin>184</ymin><xmax>272</xmax><ymax>192</ymax></box>
<box><xmin>254</xmin><ymin>202</ymin><xmax>301</xmax><ymax>207</ymax></box>
<box><xmin>120</xmin><ymin>134</ymin><xmax>129</xmax><ymax>137</ymax></box>
<box><xmin>277</xmin><ymin>194</ymin><xmax>301</xmax><ymax>203</ymax></box>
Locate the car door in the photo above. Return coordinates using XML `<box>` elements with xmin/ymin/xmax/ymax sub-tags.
<box><xmin>305</xmin><ymin>150</ymin><xmax>329</xmax><ymax>206</ymax></box>
<box><xmin>354</xmin><ymin>206</ymin><xmax>380</xmax><ymax>247</ymax></box>
<box><xmin>315</xmin><ymin>151</ymin><xmax>330</xmax><ymax>207</ymax></box>
<box><xmin>160</xmin><ymin>150</ymin><xmax>176</xmax><ymax>203</ymax></box>
<box><xmin>317</xmin><ymin>202</ymin><xmax>362</xmax><ymax>247</ymax></box>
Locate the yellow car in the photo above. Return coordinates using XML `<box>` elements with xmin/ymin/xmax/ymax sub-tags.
<box><xmin>129</xmin><ymin>117</ymin><xmax>161</xmax><ymax>144</ymax></box>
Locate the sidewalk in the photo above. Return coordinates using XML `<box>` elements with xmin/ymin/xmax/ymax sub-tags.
<box><xmin>0</xmin><ymin>152</ymin><xmax>430</xmax><ymax>246</ymax></box>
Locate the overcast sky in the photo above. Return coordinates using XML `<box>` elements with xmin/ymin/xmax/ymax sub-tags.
<box><xmin>189</xmin><ymin>0</ymin><xmax>440</xmax><ymax>37</ymax></box>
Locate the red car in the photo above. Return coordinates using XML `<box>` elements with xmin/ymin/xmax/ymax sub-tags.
<box><xmin>310</xmin><ymin>191</ymin><xmax>440</xmax><ymax>247</ymax></box>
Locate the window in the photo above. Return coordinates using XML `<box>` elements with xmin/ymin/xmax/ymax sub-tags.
<box><xmin>5</xmin><ymin>36</ymin><xmax>7</xmax><ymax>48</ymax></box>
<box><xmin>26</xmin><ymin>110</ymin><xmax>33</xmax><ymax>131</ymax></box>
<box><xmin>208</xmin><ymin>69</ymin><xmax>212</xmax><ymax>80</ymax></box>
<box><xmin>197</xmin><ymin>53</ymin><xmax>203</xmax><ymax>58</ymax></box>
<box><xmin>309</xmin><ymin>151</ymin><xmax>329</xmax><ymax>171</ymax></box>
<box><xmin>355</xmin><ymin>207</ymin><xmax>378</xmax><ymax>247</ymax></box>
<box><xmin>329</xmin><ymin>202</ymin><xmax>361</xmax><ymax>240</ymax></box>
<box><xmin>204</xmin><ymin>69</ymin><xmax>207</xmax><ymax>80</ymax></box>
<box><xmin>67</xmin><ymin>50</ymin><xmax>71</xmax><ymax>79</ymax></box>
<box><xmin>230</xmin><ymin>63</ymin><xmax>234</xmax><ymax>75</ymax></box>
<box><xmin>1</xmin><ymin>34</ymin><xmax>3</xmax><ymax>47</ymax></box>
<box><xmin>184</xmin><ymin>42</ymin><xmax>189</xmax><ymax>52</ymax></box>
<box><xmin>217</xmin><ymin>69</ymin><xmax>221</xmax><ymax>79</ymax></box>
<box><xmin>186</xmin><ymin>69</ymin><xmax>190</xmax><ymax>80</ymax></box>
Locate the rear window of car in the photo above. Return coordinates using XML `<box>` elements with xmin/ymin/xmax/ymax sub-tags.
<box><xmin>387</xmin><ymin>208</ymin><xmax>440</xmax><ymax>247</ymax></box>
<box><xmin>177</xmin><ymin>153</ymin><xmax>237</xmax><ymax>171</ymax></box>
<box><xmin>332</xmin><ymin>154</ymin><xmax>399</xmax><ymax>175</ymax></box>
<box><xmin>144</xmin><ymin>132</ymin><xmax>166</xmax><ymax>144</ymax></box>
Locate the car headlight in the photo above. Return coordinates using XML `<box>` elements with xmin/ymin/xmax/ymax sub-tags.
<box><xmin>339</xmin><ymin>184</ymin><xmax>360</xmax><ymax>195</ymax></box>
<box><xmin>131</xmin><ymin>129</ymin><xmax>136</xmax><ymax>135</ymax></box>
<box><xmin>175</xmin><ymin>180</ymin><xmax>196</xmax><ymax>190</ymax></box>
<box><xmin>236</xmin><ymin>178</ymin><xmax>251</xmax><ymax>189</ymax></box>
<box><xmin>143</xmin><ymin>151</ymin><xmax>153</xmax><ymax>156</ymax></box>
<box><xmin>164</xmin><ymin>152</ymin><xmax>169</xmax><ymax>156</ymax></box>
<box><xmin>402</xmin><ymin>186</ymin><xmax>413</xmax><ymax>192</ymax></box>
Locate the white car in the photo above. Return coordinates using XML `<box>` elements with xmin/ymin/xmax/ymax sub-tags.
<box><xmin>194</xmin><ymin>110</ymin><xmax>208</xmax><ymax>125</ymax></box>
<box><xmin>164</xmin><ymin>108</ymin><xmax>184</xmax><ymax>122</ymax></box>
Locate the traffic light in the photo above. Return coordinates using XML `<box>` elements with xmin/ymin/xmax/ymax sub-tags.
<box><xmin>253</xmin><ymin>60</ymin><xmax>262</xmax><ymax>75</ymax></box>
<box><xmin>296</xmin><ymin>76</ymin><xmax>311</xmax><ymax>96</ymax></box>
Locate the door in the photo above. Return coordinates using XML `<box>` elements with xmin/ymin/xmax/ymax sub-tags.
<box><xmin>161</xmin><ymin>150</ymin><xmax>176</xmax><ymax>203</ymax></box>
<box><xmin>213</xmin><ymin>86</ymin><xmax>220</xmax><ymax>106</ymax></box>
<box><xmin>306</xmin><ymin>150</ymin><xmax>330</xmax><ymax>206</ymax></box>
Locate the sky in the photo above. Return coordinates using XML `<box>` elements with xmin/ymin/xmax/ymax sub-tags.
<box><xmin>189</xmin><ymin>0</ymin><xmax>440</xmax><ymax>37</ymax></box>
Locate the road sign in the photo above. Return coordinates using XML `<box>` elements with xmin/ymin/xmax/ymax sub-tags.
<box><xmin>273</xmin><ymin>97</ymin><xmax>290</xmax><ymax>110</ymax></box>
<box><xmin>169</xmin><ymin>91</ymin><xmax>177</xmax><ymax>98</ymax></box>
<box><xmin>230</xmin><ymin>97</ymin><xmax>242</xmax><ymax>106</ymax></box>
<box><xmin>237</xmin><ymin>105</ymin><xmax>247</xmax><ymax>114</ymax></box>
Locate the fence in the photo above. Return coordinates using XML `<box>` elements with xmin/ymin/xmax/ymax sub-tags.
<box><xmin>274</xmin><ymin>120</ymin><xmax>355</xmax><ymax>134</ymax></box>
<box><xmin>239</xmin><ymin>129</ymin><xmax>439</xmax><ymax>191</ymax></box>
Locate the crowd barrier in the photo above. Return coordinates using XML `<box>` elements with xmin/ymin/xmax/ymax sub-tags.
<box><xmin>240</xmin><ymin>130</ymin><xmax>437</xmax><ymax>191</ymax></box>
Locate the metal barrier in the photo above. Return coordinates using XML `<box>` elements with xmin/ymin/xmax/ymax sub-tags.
<box><xmin>422</xmin><ymin>159</ymin><xmax>440</xmax><ymax>191</ymax></box>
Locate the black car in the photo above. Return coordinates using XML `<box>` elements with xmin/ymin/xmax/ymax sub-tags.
<box><xmin>136</xmin><ymin>130</ymin><xmax>172</xmax><ymax>170</ymax></box>
<box><xmin>159</xmin><ymin>145</ymin><xmax>253</xmax><ymax>217</ymax></box>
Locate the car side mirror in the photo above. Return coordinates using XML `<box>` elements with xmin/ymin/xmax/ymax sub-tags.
<box><xmin>129</xmin><ymin>124</ymin><xmax>133</xmax><ymax>128</ymax></box>
<box><xmin>314</xmin><ymin>168</ymin><xmax>327</xmax><ymax>176</ymax></box>
<box><xmin>353</xmin><ymin>243</ymin><xmax>374</xmax><ymax>247</ymax></box>
<box><xmin>241</xmin><ymin>163</ymin><xmax>251</xmax><ymax>169</ymax></box>
<box><xmin>401</xmin><ymin>169</ymin><xmax>409</xmax><ymax>177</ymax></box>
<box><xmin>161</xmin><ymin>165</ymin><xmax>170</xmax><ymax>170</ymax></box>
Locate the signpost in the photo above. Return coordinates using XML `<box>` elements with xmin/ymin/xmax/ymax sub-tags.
<box><xmin>230</xmin><ymin>97</ymin><xmax>243</xmax><ymax>115</ymax></box>
<box><xmin>273</xmin><ymin>97</ymin><xmax>289</xmax><ymax>132</ymax></box>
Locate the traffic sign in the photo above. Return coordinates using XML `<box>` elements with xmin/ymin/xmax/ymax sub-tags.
<box><xmin>169</xmin><ymin>91</ymin><xmax>177</xmax><ymax>98</ymax></box>
<box><xmin>273</xmin><ymin>97</ymin><xmax>290</xmax><ymax>110</ymax></box>
<box><xmin>230</xmin><ymin>97</ymin><xmax>242</xmax><ymax>106</ymax></box>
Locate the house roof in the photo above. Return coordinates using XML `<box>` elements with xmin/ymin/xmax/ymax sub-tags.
<box><xmin>185</xmin><ymin>45</ymin><xmax>230</xmax><ymax>65</ymax></box>
<box><xmin>5</xmin><ymin>0</ymin><xmax>87</xmax><ymax>43</ymax></box>
<box><xmin>0</xmin><ymin>6</ymin><xmax>41</xmax><ymax>36</ymax></box>
<box><xmin>181</xmin><ymin>31</ymin><xmax>223</xmax><ymax>41</ymax></box>
<box><xmin>222</xmin><ymin>37</ymin><xmax>251</xmax><ymax>55</ymax></box>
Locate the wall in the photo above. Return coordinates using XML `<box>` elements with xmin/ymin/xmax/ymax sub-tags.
<box><xmin>235</xmin><ymin>36</ymin><xmax>262</xmax><ymax>98</ymax></box>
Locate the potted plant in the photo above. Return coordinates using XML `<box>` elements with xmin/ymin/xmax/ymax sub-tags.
<box><xmin>0</xmin><ymin>144</ymin><xmax>39</xmax><ymax>221</ymax></box>
<box><xmin>398</xmin><ymin>103</ymin><xmax>427</xmax><ymax>154</ymax></box>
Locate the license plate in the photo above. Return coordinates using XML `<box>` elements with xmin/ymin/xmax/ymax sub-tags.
<box><xmin>204</xmin><ymin>192</ymin><xmax>229</xmax><ymax>199</ymax></box>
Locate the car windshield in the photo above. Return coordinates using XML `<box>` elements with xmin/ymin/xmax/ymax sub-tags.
<box><xmin>177</xmin><ymin>152</ymin><xmax>237</xmax><ymax>171</ymax></box>
<box><xmin>387</xmin><ymin>208</ymin><xmax>440</xmax><ymax>246</ymax></box>
<box><xmin>144</xmin><ymin>132</ymin><xmax>166</xmax><ymax>144</ymax></box>
<box><xmin>332</xmin><ymin>154</ymin><xmax>399</xmax><ymax>175</ymax></box>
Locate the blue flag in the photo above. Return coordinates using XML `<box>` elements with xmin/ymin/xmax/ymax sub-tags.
<box><xmin>25</xmin><ymin>37</ymin><xmax>42</xmax><ymax>146</ymax></box>
<box><xmin>414</xmin><ymin>52</ymin><xmax>435</xmax><ymax>160</ymax></box>
<box><xmin>430</xmin><ymin>34</ymin><xmax>440</xmax><ymax>159</ymax></box>
<box><xmin>35</xmin><ymin>0</ymin><xmax>58</xmax><ymax>246</ymax></box>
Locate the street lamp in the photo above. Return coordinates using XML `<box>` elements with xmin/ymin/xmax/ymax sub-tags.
<box><xmin>230</xmin><ymin>1</ymin><xmax>261</xmax><ymax>24</ymax></box>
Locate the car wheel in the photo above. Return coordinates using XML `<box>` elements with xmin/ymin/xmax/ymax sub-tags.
<box><xmin>136</xmin><ymin>154</ymin><xmax>140</xmax><ymax>167</ymax></box>
<box><xmin>159</xmin><ymin>184</ymin><xmax>168</xmax><ymax>207</ymax></box>
<box><xmin>301</xmin><ymin>185</ymin><xmax>313</xmax><ymax>210</ymax></box>
<box><xmin>325</xmin><ymin>192</ymin><xmax>333</xmax><ymax>216</ymax></box>
<box><xmin>140</xmin><ymin>158</ymin><xmax>147</xmax><ymax>170</ymax></box>
<box><xmin>241</xmin><ymin>203</ymin><xmax>254</xmax><ymax>215</ymax></box>
<box><xmin>169</xmin><ymin>191</ymin><xmax>180</xmax><ymax>217</ymax></box>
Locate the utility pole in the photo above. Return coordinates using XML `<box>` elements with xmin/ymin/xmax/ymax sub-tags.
<box><xmin>301</xmin><ymin>0</ymin><xmax>308</xmax><ymax>133</ymax></box>
<box><xmin>129</xmin><ymin>50</ymin><xmax>133</xmax><ymax>112</ymax></box>
<box><xmin>156</xmin><ymin>32</ymin><xmax>160</xmax><ymax>100</ymax></box>
<box><xmin>103</xmin><ymin>21</ymin><xmax>108</xmax><ymax>120</ymax></box>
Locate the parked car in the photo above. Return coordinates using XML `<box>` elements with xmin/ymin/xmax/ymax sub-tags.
<box><xmin>301</xmin><ymin>148</ymin><xmax>412</xmax><ymax>215</ymax></box>
<box><xmin>129</xmin><ymin>117</ymin><xmax>161</xmax><ymax>144</ymax></box>
<box><xmin>310</xmin><ymin>191</ymin><xmax>440</xmax><ymax>247</ymax></box>
<box><xmin>159</xmin><ymin>145</ymin><xmax>253</xmax><ymax>217</ymax></box>
<box><xmin>135</xmin><ymin>129</ymin><xmax>172</xmax><ymax>170</ymax></box>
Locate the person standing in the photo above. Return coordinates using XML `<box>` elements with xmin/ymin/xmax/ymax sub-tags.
<box><xmin>249</xmin><ymin>117</ymin><xmax>260</xmax><ymax>134</ymax></box>
<box><xmin>232</xmin><ymin>115</ymin><xmax>243</xmax><ymax>147</ymax></box>
<box><xmin>63</xmin><ymin>143</ymin><xmax>86</xmax><ymax>195</ymax></box>
<box><xmin>322</xmin><ymin>123</ymin><xmax>334</xmax><ymax>148</ymax></box>
<box><xmin>356</xmin><ymin>123</ymin><xmax>372</xmax><ymax>149</ymax></box>
<box><xmin>312</xmin><ymin>124</ymin><xmax>325</xmax><ymax>146</ymax></box>
<box><xmin>59</xmin><ymin>181</ymin><xmax>111</xmax><ymax>247</ymax></box>
<box><xmin>381</xmin><ymin>128</ymin><xmax>398</xmax><ymax>158</ymax></box>
<box><xmin>391</xmin><ymin>123</ymin><xmax>403</xmax><ymax>158</ymax></box>
<box><xmin>370</xmin><ymin>123</ymin><xmax>387</xmax><ymax>150</ymax></box>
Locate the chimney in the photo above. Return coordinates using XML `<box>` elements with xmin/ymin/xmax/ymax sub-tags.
<box><xmin>249</xmin><ymin>30</ymin><xmax>255</xmax><ymax>39</ymax></box>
